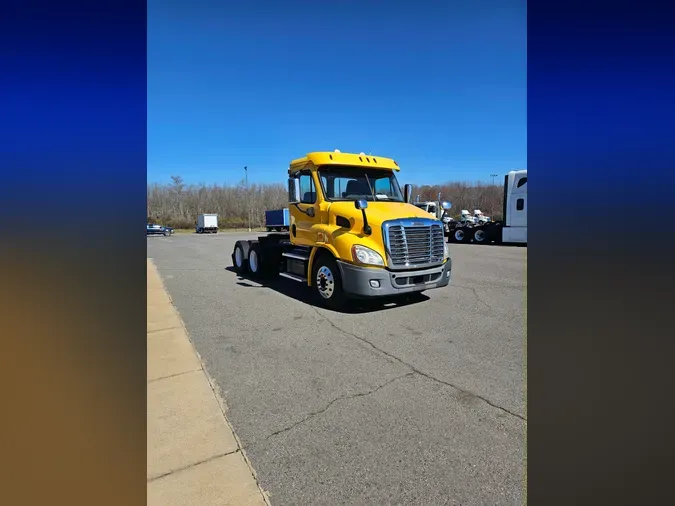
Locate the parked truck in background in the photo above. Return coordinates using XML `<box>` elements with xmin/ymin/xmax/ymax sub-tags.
<box><xmin>196</xmin><ymin>213</ymin><xmax>218</xmax><ymax>234</ymax></box>
<box><xmin>448</xmin><ymin>169</ymin><xmax>527</xmax><ymax>245</ymax></box>
<box><xmin>413</xmin><ymin>197</ymin><xmax>453</xmax><ymax>233</ymax></box>
<box><xmin>231</xmin><ymin>150</ymin><xmax>453</xmax><ymax>309</ymax></box>
<box><xmin>473</xmin><ymin>210</ymin><xmax>491</xmax><ymax>224</ymax></box>
<box><xmin>265</xmin><ymin>208</ymin><xmax>290</xmax><ymax>232</ymax></box>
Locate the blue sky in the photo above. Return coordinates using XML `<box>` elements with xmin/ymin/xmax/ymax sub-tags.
<box><xmin>147</xmin><ymin>0</ymin><xmax>526</xmax><ymax>186</ymax></box>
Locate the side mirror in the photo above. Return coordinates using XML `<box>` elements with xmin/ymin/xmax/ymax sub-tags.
<box><xmin>441</xmin><ymin>201</ymin><xmax>452</xmax><ymax>210</ymax></box>
<box><xmin>287</xmin><ymin>178</ymin><xmax>300</xmax><ymax>203</ymax></box>
<box><xmin>354</xmin><ymin>199</ymin><xmax>368</xmax><ymax>210</ymax></box>
<box><xmin>403</xmin><ymin>184</ymin><xmax>413</xmax><ymax>203</ymax></box>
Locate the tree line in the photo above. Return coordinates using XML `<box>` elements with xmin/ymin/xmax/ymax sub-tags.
<box><xmin>147</xmin><ymin>176</ymin><xmax>505</xmax><ymax>229</ymax></box>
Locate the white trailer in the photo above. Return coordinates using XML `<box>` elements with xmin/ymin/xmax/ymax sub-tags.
<box><xmin>448</xmin><ymin>170</ymin><xmax>527</xmax><ymax>245</ymax></box>
<box><xmin>196</xmin><ymin>213</ymin><xmax>218</xmax><ymax>234</ymax></box>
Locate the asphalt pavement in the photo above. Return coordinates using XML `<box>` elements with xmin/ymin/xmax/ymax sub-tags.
<box><xmin>148</xmin><ymin>232</ymin><xmax>526</xmax><ymax>505</ymax></box>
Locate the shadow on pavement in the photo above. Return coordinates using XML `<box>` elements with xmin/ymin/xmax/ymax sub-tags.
<box><xmin>224</xmin><ymin>266</ymin><xmax>429</xmax><ymax>314</ymax></box>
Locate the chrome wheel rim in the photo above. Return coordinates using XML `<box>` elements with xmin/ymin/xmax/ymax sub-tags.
<box><xmin>475</xmin><ymin>230</ymin><xmax>485</xmax><ymax>242</ymax></box>
<box><xmin>316</xmin><ymin>266</ymin><xmax>335</xmax><ymax>299</ymax></box>
<box><xmin>455</xmin><ymin>230</ymin><xmax>464</xmax><ymax>241</ymax></box>
<box><xmin>235</xmin><ymin>247</ymin><xmax>243</xmax><ymax>267</ymax></box>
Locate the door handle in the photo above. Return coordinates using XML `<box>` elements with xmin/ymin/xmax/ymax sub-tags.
<box><xmin>293</xmin><ymin>204</ymin><xmax>315</xmax><ymax>217</ymax></box>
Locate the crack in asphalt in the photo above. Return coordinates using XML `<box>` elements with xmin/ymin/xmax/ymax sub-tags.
<box><xmin>310</xmin><ymin>306</ymin><xmax>526</xmax><ymax>422</ymax></box>
<box><xmin>452</xmin><ymin>284</ymin><xmax>492</xmax><ymax>310</ymax></box>
<box><xmin>259</xmin><ymin>372</ymin><xmax>416</xmax><ymax>442</ymax></box>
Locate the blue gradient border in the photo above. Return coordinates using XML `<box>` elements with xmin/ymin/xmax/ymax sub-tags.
<box><xmin>528</xmin><ymin>1</ymin><xmax>674</xmax><ymax>504</ymax></box>
<box><xmin>1</xmin><ymin>1</ymin><xmax>147</xmax><ymax>504</ymax></box>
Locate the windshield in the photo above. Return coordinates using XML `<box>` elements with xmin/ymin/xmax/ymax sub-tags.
<box><xmin>317</xmin><ymin>165</ymin><xmax>404</xmax><ymax>202</ymax></box>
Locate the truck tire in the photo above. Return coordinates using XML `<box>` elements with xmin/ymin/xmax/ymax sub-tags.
<box><xmin>472</xmin><ymin>227</ymin><xmax>488</xmax><ymax>244</ymax></box>
<box><xmin>232</xmin><ymin>240</ymin><xmax>250</xmax><ymax>273</ymax></box>
<box><xmin>311</xmin><ymin>253</ymin><xmax>347</xmax><ymax>311</ymax></box>
<box><xmin>247</xmin><ymin>242</ymin><xmax>263</xmax><ymax>279</ymax></box>
<box><xmin>453</xmin><ymin>228</ymin><xmax>468</xmax><ymax>243</ymax></box>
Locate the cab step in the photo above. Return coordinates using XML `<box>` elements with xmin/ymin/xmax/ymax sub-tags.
<box><xmin>279</xmin><ymin>272</ymin><xmax>307</xmax><ymax>283</ymax></box>
<box><xmin>282</xmin><ymin>248</ymin><xmax>310</xmax><ymax>261</ymax></box>
<box><xmin>282</xmin><ymin>252</ymin><xmax>309</xmax><ymax>261</ymax></box>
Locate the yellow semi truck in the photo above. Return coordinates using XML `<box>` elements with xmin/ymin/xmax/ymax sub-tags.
<box><xmin>231</xmin><ymin>150</ymin><xmax>452</xmax><ymax>309</ymax></box>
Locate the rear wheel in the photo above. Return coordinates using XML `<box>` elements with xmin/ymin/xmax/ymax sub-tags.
<box><xmin>312</xmin><ymin>253</ymin><xmax>347</xmax><ymax>310</ymax></box>
<box><xmin>472</xmin><ymin>227</ymin><xmax>488</xmax><ymax>244</ymax></box>
<box><xmin>232</xmin><ymin>240</ymin><xmax>250</xmax><ymax>273</ymax></box>
<box><xmin>453</xmin><ymin>228</ymin><xmax>469</xmax><ymax>243</ymax></box>
<box><xmin>248</xmin><ymin>242</ymin><xmax>263</xmax><ymax>278</ymax></box>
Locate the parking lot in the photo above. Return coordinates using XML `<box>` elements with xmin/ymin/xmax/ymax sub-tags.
<box><xmin>148</xmin><ymin>232</ymin><xmax>526</xmax><ymax>505</ymax></box>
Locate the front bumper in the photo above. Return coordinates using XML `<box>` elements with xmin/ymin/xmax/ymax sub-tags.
<box><xmin>337</xmin><ymin>259</ymin><xmax>451</xmax><ymax>298</ymax></box>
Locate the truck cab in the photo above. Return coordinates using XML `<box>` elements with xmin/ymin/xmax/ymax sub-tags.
<box><xmin>413</xmin><ymin>201</ymin><xmax>439</xmax><ymax>218</ymax></box>
<box><xmin>231</xmin><ymin>150</ymin><xmax>452</xmax><ymax>309</ymax></box>
<box><xmin>501</xmin><ymin>169</ymin><xmax>527</xmax><ymax>243</ymax></box>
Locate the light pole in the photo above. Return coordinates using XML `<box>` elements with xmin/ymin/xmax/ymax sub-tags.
<box><xmin>490</xmin><ymin>174</ymin><xmax>498</xmax><ymax>186</ymax></box>
<box><xmin>244</xmin><ymin>166</ymin><xmax>251</xmax><ymax>232</ymax></box>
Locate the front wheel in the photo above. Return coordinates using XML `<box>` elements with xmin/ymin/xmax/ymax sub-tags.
<box><xmin>312</xmin><ymin>254</ymin><xmax>347</xmax><ymax>310</ymax></box>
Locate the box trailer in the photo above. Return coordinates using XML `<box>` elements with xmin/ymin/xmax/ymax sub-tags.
<box><xmin>196</xmin><ymin>213</ymin><xmax>218</xmax><ymax>234</ymax></box>
<box><xmin>265</xmin><ymin>208</ymin><xmax>290</xmax><ymax>232</ymax></box>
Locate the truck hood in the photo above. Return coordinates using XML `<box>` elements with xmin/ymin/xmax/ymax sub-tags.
<box><xmin>328</xmin><ymin>201</ymin><xmax>439</xmax><ymax>228</ymax></box>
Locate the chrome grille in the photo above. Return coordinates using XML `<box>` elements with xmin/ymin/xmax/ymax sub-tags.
<box><xmin>384</xmin><ymin>219</ymin><xmax>445</xmax><ymax>269</ymax></box>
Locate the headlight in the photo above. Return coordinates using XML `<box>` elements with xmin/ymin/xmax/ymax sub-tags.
<box><xmin>351</xmin><ymin>245</ymin><xmax>384</xmax><ymax>266</ymax></box>
<box><xmin>444</xmin><ymin>242</ymin><xmax>451</xmax><ymax>260</ymax></box>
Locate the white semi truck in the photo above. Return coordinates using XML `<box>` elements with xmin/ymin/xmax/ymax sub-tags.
<box><xmin>448</xmin><ymin>170</ymin><xmax>527</xmax><ymax>245</ymax></box>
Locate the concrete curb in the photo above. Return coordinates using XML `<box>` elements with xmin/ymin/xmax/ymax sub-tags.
<box><xmin>147</xmin><ymin>258</ymin><xmax>270</xmax><ymax>505</ymax></box>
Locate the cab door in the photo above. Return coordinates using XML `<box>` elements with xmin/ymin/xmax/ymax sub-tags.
<box><xmin>291</xmin><ymin>169</ymin><xmax>321</xmax><ymax>246</ymax></box>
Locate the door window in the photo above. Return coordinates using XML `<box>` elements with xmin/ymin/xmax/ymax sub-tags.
<box><xmin>298</xmin><ymin>172</ymin><xmax>316</xmax><ymax>204</ymax></box>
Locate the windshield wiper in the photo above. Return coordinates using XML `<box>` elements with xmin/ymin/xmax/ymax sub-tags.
<box><xmin>363</xmin><ymin>174</ymin><xmax>376</xmax><ymax>200</ymax></box>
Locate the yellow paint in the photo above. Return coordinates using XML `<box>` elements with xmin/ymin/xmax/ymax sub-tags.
<box><xmin>289</xmin><ymin>151</ymin><xmax>400</xmax><ymax>173</ymax></box>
